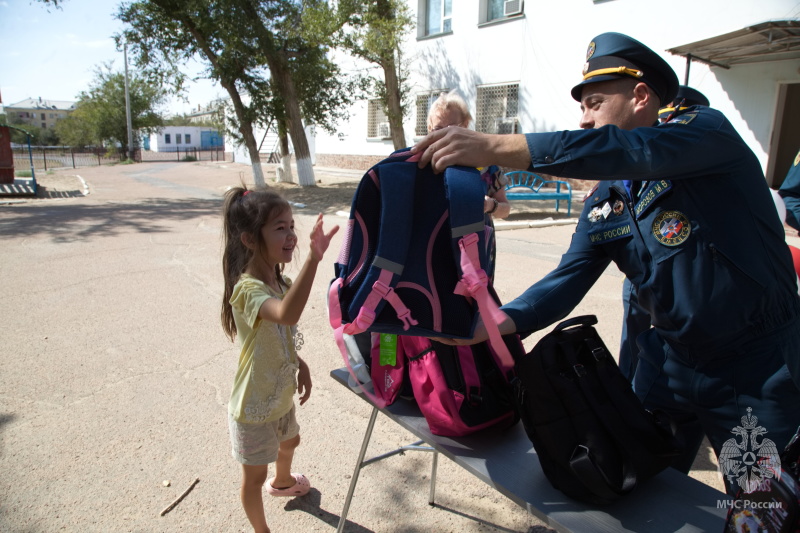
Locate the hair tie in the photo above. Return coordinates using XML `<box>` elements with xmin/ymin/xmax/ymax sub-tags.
<box><xmin>242</xmin><ymin>190</ymin><xmax>251</xmax><ymax>197</ymax></box>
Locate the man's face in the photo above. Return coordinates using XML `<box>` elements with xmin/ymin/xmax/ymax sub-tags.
<box><xmin>578</xmin><ymin>79</ymin><xmax>640</xmax><ymax>131</ymax></box>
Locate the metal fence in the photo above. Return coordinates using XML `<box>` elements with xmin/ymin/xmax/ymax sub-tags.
<box><xmin>11</xmin><ymin>146</ymin><xmax>231</xmax><ymax>172</ymax></box>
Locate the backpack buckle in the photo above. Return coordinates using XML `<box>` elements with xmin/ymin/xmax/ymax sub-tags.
<box><xmin>573</xmin><ymin>364</ymin><xmax>587</xmax><ymax>377</ymax></box>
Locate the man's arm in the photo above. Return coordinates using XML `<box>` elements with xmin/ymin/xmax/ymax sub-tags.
<box><xmin>411</xmin><ymin>127</ymin><xmax>531</xmax><ymax>173</ymax></box>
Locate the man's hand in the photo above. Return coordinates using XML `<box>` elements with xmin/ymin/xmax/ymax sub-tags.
<box><xmin>411</xmin><ymin>127</ymin><xmax>532</xmax><ymax>173</ymax></box>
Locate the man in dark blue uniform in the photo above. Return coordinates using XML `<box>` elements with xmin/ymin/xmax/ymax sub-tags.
<box><xmin>778</xmin><ymin>148</ymin><xmax>800</xmax><ymax>233</ymax></box>
<box><xmin>413</xmin><ymin>32</ymin><xmax>800</xmax><ymax>493</ymax></box>
<box><xmin>619</xmin><ymin>84</ymin><xmax>712</xmax><ymax>381</ymax></box>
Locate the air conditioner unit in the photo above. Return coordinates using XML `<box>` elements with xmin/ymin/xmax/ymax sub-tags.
<box><xmin>378</xmin><ymin>122</ymin><xmax>391</xmax><ymax>138</ymax></box>
<box><xmin>503</xmin><ymin>0</ymin><xmax>524</xmax><ymax>17</ymax></box>
<box><xmin>494</xmin><ymin>117</ymin><xmax>520</xmax><ymax>134</ymax></box>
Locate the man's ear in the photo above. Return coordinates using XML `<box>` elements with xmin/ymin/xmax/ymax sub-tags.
<box><xmin>632</xmin><ymin>82</ymin><xmax>656</xmax><ymax>114</ymax></box>
<box><xmin>241</xmin><ymin>232</ymin><xmax>255</xmax><ymax>250</ymax></box>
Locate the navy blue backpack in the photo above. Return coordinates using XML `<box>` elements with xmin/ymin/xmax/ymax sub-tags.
<box><xmin>328</xmin><ymin>149</ymin><xmax>517</xmax><ymax>411</ymax></box>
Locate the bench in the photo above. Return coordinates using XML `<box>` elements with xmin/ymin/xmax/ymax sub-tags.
<box><xmin>331</xmin><ymin>367</ymin><xmax>728</xmax><ymax>532</ymax></box>
<box><xmin>504</xmin><ymin>170</ymin><xmax>573</xmax><ymax>216</ymax></box>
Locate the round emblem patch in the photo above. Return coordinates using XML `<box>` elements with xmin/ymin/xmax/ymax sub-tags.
<box><xmin>586</xmin><ymin>41</ymin><xmax>596</xmax><ymax>60</ymax></box>
<box><xmin>652</xmin><ymin>210</ymin><xmax>691</xmax><ymax>246</ymax></box>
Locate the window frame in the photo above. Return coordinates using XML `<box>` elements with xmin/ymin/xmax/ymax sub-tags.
<box><xmin>475</xmin><ymin>82</ymin><xmax>520</xmax><ymax>135</ymax></box>
<box><xmin>419</xmin><ymin>0</ymin><xmax>453</xmax><ymax>38</ymax></box>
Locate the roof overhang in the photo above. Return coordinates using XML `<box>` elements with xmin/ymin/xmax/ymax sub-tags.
<box><xmin>667</xmin><ymin>20</ymin><xmax>800</xmax><ymax>69</ymax></box>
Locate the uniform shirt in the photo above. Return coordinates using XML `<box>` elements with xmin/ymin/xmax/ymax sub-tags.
<box><xmin>502</xmin><ymin>106</ymin><xmax>800</xmax><ymax>352</ymax></box>
<box><xmin>228</xmin><ymin>273</ymin><xmax>299</xmax><ymax>424</ymax></box>
<box><xmin>778</xmin><ymin>149</ymin><xmax>800</xmax><ymax>232</ymax></box>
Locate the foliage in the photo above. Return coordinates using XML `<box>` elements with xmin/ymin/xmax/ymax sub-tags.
<box><xmin>118</xmin><ymin>1</ymin><xmax>363</xmax><ymax>141</ymax></box>
<box><xmin>54</xmin><ymin>63</ymin><xmax>167</xmax><ymax>151</ymax></box>
<box><xmin>335</xmin><ymin>0</ymin><xmax>415</xmax><ymax>148</ymax></box>
<box><xmin>6</xmin><ymin>116</ymin><xmax>60</xmax><ymax>145</ymax></box>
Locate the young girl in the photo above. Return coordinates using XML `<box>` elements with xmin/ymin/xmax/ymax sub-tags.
<box><xmin>221</xmin><ymin>187</ymin><xmax>338</xmax><ymax>533</ymax></box>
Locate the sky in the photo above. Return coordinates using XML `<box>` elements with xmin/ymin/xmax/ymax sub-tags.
<box><xmin>0</xmin><ymin>0</ymin><xmax>222</xmax><ymax>116</ymax></box>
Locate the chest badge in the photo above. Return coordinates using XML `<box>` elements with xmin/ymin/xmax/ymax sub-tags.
<box><xmin>652</xmin><ymin>210</ymin><xmax>691</xmax><ymax>246</ymax></box>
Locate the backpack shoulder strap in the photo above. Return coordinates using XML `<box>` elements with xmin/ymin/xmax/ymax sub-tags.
<box><xmin>343</xmin><ymin>155</ymin><xmax>420</xmax><ymax>335</ymax></box>
<box><xmin>445</xmin><ymin>166</ymin><xmax>516</xmax><ymax>372</ymax></box>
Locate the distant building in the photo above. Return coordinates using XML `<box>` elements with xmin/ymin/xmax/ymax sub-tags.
<box><xmin>5</xmin><ymin>97</ymin><xmax>76</xmax><ymax>130</ymax></box>
<box><xmin>187</xmin><ymin>103</ymin><xmax>222</xmax><ymax>125</ymax></box>
<box><xmin>144</xmin><ymin>125</ymin><xmax>224</xmax><ymax>152</ymax></box>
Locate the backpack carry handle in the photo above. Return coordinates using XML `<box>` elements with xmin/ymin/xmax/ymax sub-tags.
<box><xmin>553</xmin><ymin>314</ymin><xmax>598</xmax><ymax>332</ymax></box>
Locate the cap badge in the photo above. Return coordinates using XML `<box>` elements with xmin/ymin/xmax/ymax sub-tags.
<box><xmin>586</xmin><ymin>41</ymin><xmax>596</xmax><ymax>60</ymax></box>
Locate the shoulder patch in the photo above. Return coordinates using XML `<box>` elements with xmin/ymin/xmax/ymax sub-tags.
<box><xmin>652</xmin><ymin>210</ymin><xmax>691</xmax><ymax>246</ymax></box>
<box><xmin>667</xmin><ymin>113</ymin><xmax>697</xmax><ymax>125</ymax></box>
<box><xmin>794</xmin><ymin>150</ymin><xmax>800</xmax><ymax>167</ymax></box>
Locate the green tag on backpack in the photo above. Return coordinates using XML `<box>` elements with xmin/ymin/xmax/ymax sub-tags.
<box><xmin>379</xmin><ymin>333</ymin><xmax>397</xmax><ymax>366</ymax></box>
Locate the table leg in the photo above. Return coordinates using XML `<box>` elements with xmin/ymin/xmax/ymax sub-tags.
<box><xmin>336</xmin><ymin>406</ymin><xmax>379</xmax><ymax>533</ymax></box>
<box><xmin>429</xmin><ymin>450</ymin><xmax>439</xmax><ymax>505</ymax></box>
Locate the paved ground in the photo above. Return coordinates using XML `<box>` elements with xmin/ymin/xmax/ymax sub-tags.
<box><xmin>3</xmin><ymin>159</ymin><xmax>778</xmax><ymax>532</ymax></box>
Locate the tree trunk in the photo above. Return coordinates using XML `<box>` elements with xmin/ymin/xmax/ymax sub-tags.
<box><xmin>375</xmin><ymin>0</ymin><xmax>406</xmax><ymax>150</ymax></box>
<box><xmin>382</xmin><ymin>56</ymin><xmax>406</xmax><ymax>150</ymax></box>
<box><xmin>181</xmin><ymin>15</ymin><xmax>265</xmax><ymax>187</ymax></box>
<box><xmin>270</xmin><ymin>59</ymin><xmax>315</xmax><ymax>187</ymax></box>
<box><xmin>275</xmin><ymin>119</ymin><xmax>294</xmax><ymax>183</ymax></box>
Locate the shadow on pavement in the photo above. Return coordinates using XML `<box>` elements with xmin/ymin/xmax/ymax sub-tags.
<box><xmin>283</xmin><ymin>488</ymin><xmax>374</xmax><ymax>532</ymax></box>
<box><xmin>0</xmin><ymin>197</ymin><xmax>221</xmax><ymax>242</ymax></box>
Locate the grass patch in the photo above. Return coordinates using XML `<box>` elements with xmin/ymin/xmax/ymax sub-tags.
<box><xmin>14</xmin><ymin>169</ymin><xmax>32</xmax><ymax>177</ymax></box>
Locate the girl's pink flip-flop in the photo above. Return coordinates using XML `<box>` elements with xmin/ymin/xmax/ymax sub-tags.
<box><xmin>266</xmin><ymin>473</ymin><xmax>311</xmax><ymax>497</ymax></box>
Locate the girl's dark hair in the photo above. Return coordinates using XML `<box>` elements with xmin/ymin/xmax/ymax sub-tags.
<box><xmin>221</xmin><ymin>186</ymin><xmax>290</xmax><ymax>341</ymax></box>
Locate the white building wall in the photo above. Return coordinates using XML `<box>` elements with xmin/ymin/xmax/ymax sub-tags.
<box><xmin>148</xmin><ymin>126</ymin><xmax>214</xmax><ymax>152</ymax></box>
<box><xmin>313</xmin><ymin>0</ymin><xmax>800</xmax><ymax>174</ymax></box>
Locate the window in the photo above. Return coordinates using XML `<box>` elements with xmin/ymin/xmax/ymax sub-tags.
<box><xmin>367</xmin><ymin>99</ymin><xmax>390</xmax><ymax>139</ymax></box>
<box><xmin>41</xmin><ymin>123</ymin><xmax>46</xmax><ymax>129</ymax></box>
<box><xmin>481</xmin><ymin>0</ymin><xmax>524</xmax><ymax>23</ymax></box>
<box><xmin>475</xmin><ymin>83</ymin><xmax>519</xmax><ymax>134</ymax></box>
<box><xmin>41</xmin><ymin>113</ymin><xmax>45</xmax><ymax>120</ymax></box>
<box><xmin>487</xmin><ymin>0</ymin><xmax>504</xmax><ymax>21</ymax></box>
<box><xmin>176</xmin><ymin>134</ymin><xmax>182</xmax><ymax>144</ymax></box>
<box><xmin>415</xmin><ymin>89</ymin><xmax>450</xmax><ymax>136</ymax></box>
<box><xmin>423</xmin><ymin>0</ymin><xmax>452</xmax><ymax>36</ymax></box>
<box><xmin>165</xmin><ymin>134</ymin><xmax>171</xmax><ymax>144</ymax></box>
<box><xmin>184</xmin><ymin>134</ymin><xmax>191</xmax><ymax>144</ymax></box>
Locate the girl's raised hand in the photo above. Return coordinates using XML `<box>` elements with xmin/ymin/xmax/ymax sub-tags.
<box><xmin>309</xmin><ymin>213</ymin><xmax>339</xmax><ymax>262</ymax></box>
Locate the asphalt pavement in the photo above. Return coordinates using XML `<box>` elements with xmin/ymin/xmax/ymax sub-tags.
<box><xmin>0</xmin><ymin>160</ymin><xmax>729</xmax><ymax>532</ymax></box>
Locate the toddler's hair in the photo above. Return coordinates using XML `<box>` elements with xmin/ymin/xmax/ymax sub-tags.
<box><xmin>427</xmin><ymin>89</ymin><xmax>472</xmax><ymax>132</ymax></box>
<box><xmin>221</xmin><ymin>186</ymin><xmax>291</xmax><ymax>341</ymax></box>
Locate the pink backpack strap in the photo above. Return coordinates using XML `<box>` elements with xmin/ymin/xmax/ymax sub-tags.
<box><xmin>454</xmin><ymin>233</ymin><xmax>516</xmax><ymax>372</ymax></box>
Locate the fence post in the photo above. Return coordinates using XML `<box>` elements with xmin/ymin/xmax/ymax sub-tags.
<box><xmin>71</xmin><ymin>149</ymin><xmax>76</xmax><ymax>169</ymax></box>
<box><xmin>98</xmin><ymin>150</ymin><xmax>101</xmax><ymax>166</ymax></box>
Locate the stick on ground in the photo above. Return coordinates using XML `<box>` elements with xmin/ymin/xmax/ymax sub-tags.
<box><xmin>160</xmin><ymin>477</ymin><xmax>200</xmax><ymax>517</ymax></box>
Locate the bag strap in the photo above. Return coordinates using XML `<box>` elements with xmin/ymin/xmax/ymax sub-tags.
<box><xmin>557</xmin><ymin>336</ymin><xmax>639</xmax><ymax>499</ymax></box>
<box><xmin>343</xmin><ymin>157</ymin><xmax>420</xmax><ymax>335</ymax></box>
<box><xmin>445</xmin><ymin>166</ymin><xmax>516</xmax><ymax>374</ymax></box>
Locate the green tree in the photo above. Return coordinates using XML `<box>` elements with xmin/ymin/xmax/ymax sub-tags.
<box><xmin>54</xmin><ymin>63</ymin><xmax>166</xmax><ymax>153</ymax></box>
<box><xmin>338</xmin><ymin>0</ymin><xmax>414</xmax><ymax>150</ymax></box>
<box><xmin>6</xmin><ymin>116</ymin><xmax>59</xmax><ymax>146</ymax></box>
<box><xmin>119</xmin><ymin>0</ymin><xmax>359</xmax><ymax>187</ymax></box>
